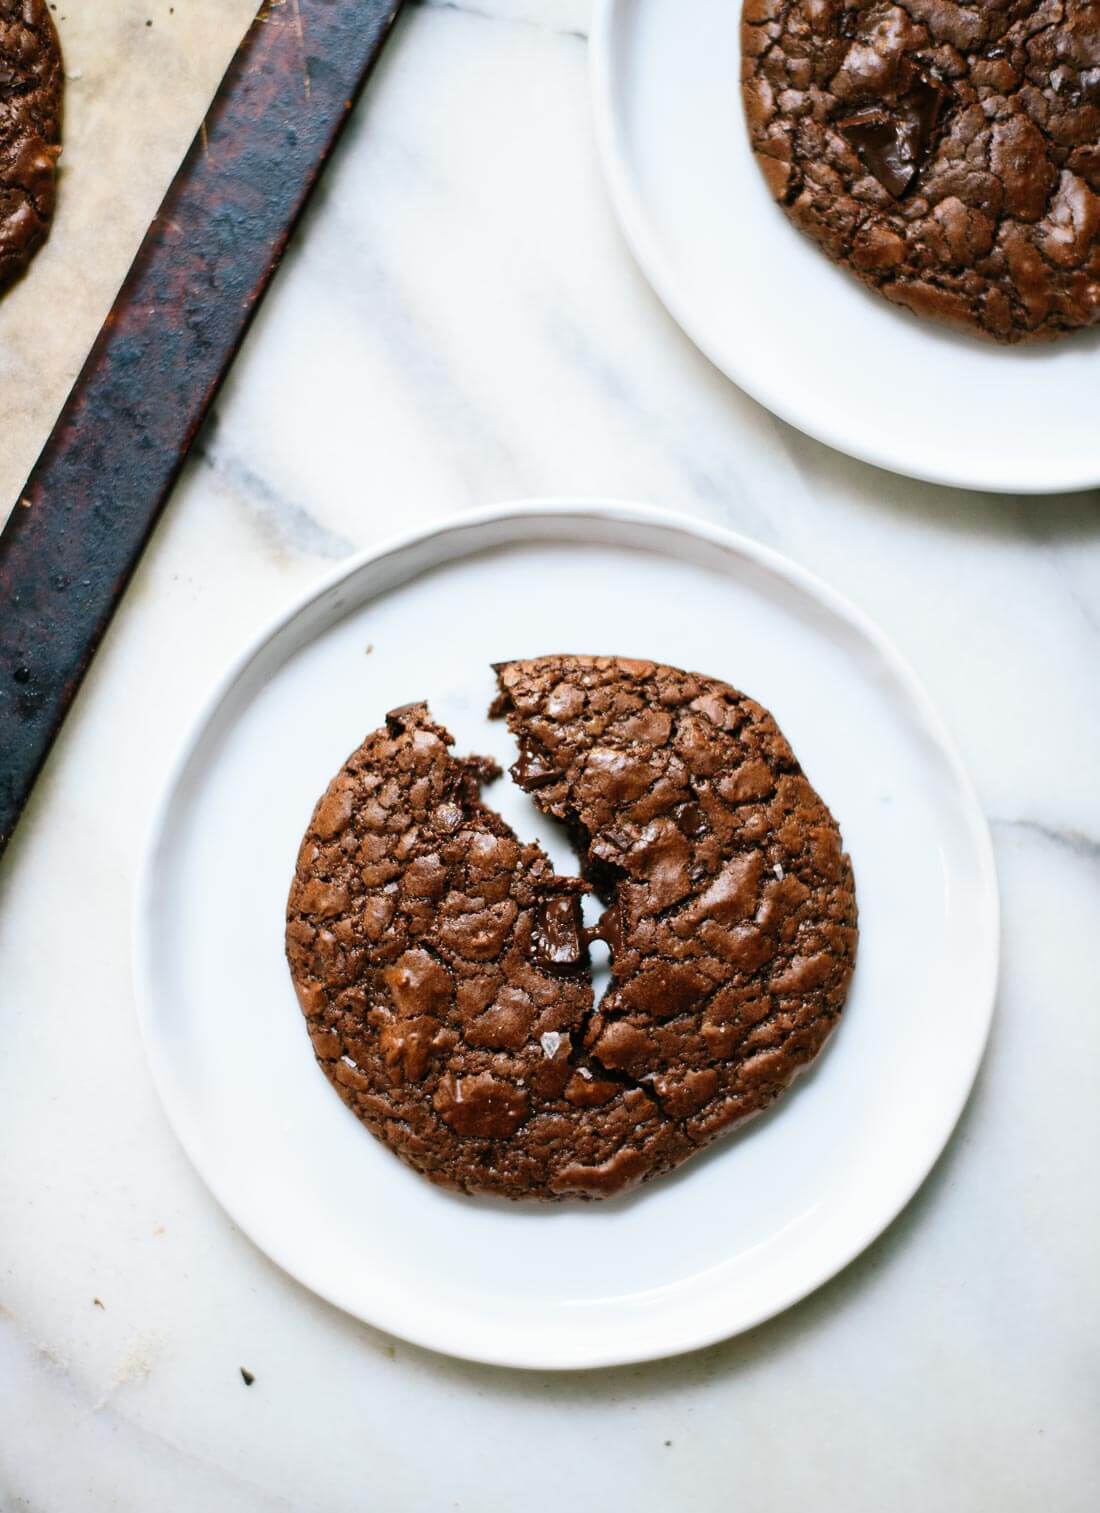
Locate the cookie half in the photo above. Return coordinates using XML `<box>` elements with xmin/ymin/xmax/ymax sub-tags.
<box><xmin>741</xmin><ymin>0</ymin><xmax>1100</xmax><ymax>341</ymax></box>
<box><xmin>494</xmin><ymin>656</ymin><xmax>858</xmax><ymax>1161</ymax></box>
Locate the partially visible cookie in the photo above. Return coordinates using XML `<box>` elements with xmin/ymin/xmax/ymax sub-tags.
<box><xmin>0</xmin><ymin>0</ymin><xmax>62</xmax><ymax>292</ymax></box>
<box><xmin>741</xmin><ymin>0</ymin><xmax>1100</xmax><ymax>342</ymax></box>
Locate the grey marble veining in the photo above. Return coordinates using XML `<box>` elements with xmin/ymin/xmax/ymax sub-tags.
<box><xmin>992</xmin><ymin>816</ymin><xmax>1100</xmax><ymax>864</ymax></box>
<box><xmin>418</xmin><ymin>0</ymin><xmax>591</xmax><ymax>37</ymax></box>
<box><xmin>196</xmin><ymin>438</ymin><xmax>356</xmax><ymax>561</ymax></box>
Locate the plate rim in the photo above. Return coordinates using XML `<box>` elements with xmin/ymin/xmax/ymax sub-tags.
<box><xmin>588</xmin><ymin>0</ymin><xmax>1100</xmax><ymax>496</ymax></box>
<box><xmin>133</xmin><ymin>497</ymin><xmax>1000</xmax><ymax>1369</ymax></box>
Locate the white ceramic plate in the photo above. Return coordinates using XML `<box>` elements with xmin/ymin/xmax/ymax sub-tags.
<box><xmin>135</xmin><ymin>502</ymin><xmax>998</xmax><ymax>1369</ymax></box>
<box><xmin>590</xmin><ymin>0</ymin><xmax>1100</xmax><ymax>494</ymax></box>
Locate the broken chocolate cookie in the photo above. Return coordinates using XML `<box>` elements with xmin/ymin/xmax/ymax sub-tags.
<box><xmin>741</xmin><ymin>0</ymin><xmax>1100</xmax><ymax>341</ymax></box>
<box><xmin>0</xmin><ymin>0</ymin><xmax>62</xmax><ymax>293</ymax></box>
<box><xmin>286</xmin><ymin>660</ymin><xmax>858</xmax><ymax>1200</ymax></box>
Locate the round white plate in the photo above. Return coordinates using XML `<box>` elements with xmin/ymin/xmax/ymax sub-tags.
<box><xmin>590</xmin><ymin>0</ymin><xmax>1100</xmax><ymax>494</ymax></box>
<box><xmin>135</xmin><ymin>501</ymin><xmax>998</xmax><ymax>1369</ymax></box>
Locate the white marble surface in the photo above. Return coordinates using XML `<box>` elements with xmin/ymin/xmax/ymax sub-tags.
<box><xmin>1</xmin><ymin>1</ymin><xmax>1099</xmax><ymax>1508</ymax></box>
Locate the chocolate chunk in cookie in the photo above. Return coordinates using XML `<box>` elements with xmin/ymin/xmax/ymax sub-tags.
<box><xmin>837</xmin><ymin>59</ymin><xmax>948</xmax><ymax>199</ymax></box>
<box><xmin>741</xmin><ymin>0</ymin><xmax>1100</xmax><ymax>341</ymax></box>
<box><xmin>0</xmin><ymin>0</ymin><xmax>62</xmax><ymax>292</ymax></box>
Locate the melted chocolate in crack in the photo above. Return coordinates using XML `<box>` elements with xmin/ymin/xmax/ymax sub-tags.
<box><xmin>532</xmin><ymin>894</ymin><xmax>588</xmax><ymax>974</ymax></box>
<box><xmin>286</xmin><ymin>661</ymin><xmax>858</xmax><ymax>1201</ymax></box>
<box><xmin>511</xmin><ymin>739</ymin><xmax>561</xmax><ymax>789</ymax></box>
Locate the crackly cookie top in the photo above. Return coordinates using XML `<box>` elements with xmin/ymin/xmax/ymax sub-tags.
<box><xmin>741</xmin><ymin>0</ymin><xmax>1100</xmax><ymax>341</ymax></box>
<box><xmin>0</xmin><ymin>0</ymin><xmax>62</xmax><ymax>291</ymax></box>
<box><xmin>287</xmin><ymin>661</ymin><xmax>858</xmax><ymax>1202</ymax></box>
<box><xmin>286</xmin><ymin>702</ymin><xmax>679</xmax><ymax>1200</ymax></box>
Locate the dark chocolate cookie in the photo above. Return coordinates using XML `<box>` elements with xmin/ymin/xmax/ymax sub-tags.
<box><xmin>741</xmin><ymin>0</ymin><xmax>1100</xmax><ymax>341</ymax></box>
<box><xmin>286</xmin><ymin>660</ymin><xmax>858</xmax><ymax>1200</ymax></box>
<box><xmin>0</xmin><ymin>0</ymin><xmax>62</xmax><ymax>292</ymax></box>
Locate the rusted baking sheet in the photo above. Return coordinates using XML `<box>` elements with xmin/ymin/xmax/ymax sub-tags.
<box><xmin>0</xmin><ymin>0</ymin><xmax>405</xmax><ymax>858</ymax></box>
